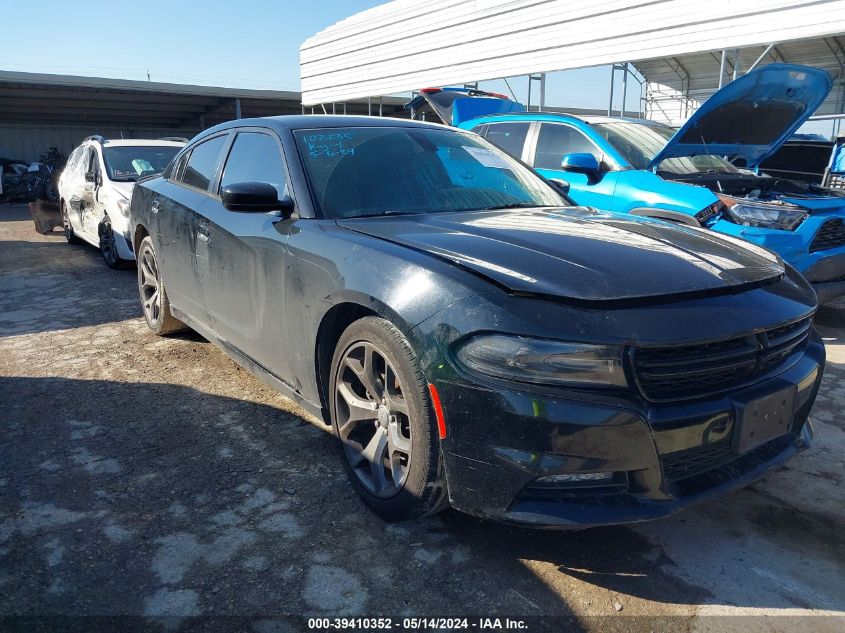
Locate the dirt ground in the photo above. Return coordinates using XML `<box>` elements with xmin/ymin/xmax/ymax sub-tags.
<box><xmin>1</xmin><ymin>202</ymin><xmax>843</xmax><ymax>632</ymax></box>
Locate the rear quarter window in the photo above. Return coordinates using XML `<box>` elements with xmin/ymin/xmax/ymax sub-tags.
<box><xmin>484</xmin><ymin>122</ymin><xmax>530</xmax><ymax>159</ymax></box>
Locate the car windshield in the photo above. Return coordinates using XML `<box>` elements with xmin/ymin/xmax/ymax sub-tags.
<box><xmin>293</xmin><ymin>126</ymin><xmax>567</xmax><ymax>219</ymax></box>
<box><xmin>102</xmin><ymin>145</ymin><xmax>181</xmax><ymax>182</ymax></box>
<box><xmin>592</xmin><ymin>121</ymin><xmax>740</xmax><ymax>175</ymax></box>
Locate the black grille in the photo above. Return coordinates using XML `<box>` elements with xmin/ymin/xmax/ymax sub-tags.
<box><xmin>810</xmin><ymin>218</ymin><xmax>845</xmax><ymax>253</ymax></box>
<box><xmin>669</xmin><ymin>435</ymin><xmax>795</xmax><ymax>498</ymax></box>
<box><xmin>633</xmin><ymin>318</ymin><xmax>811</xmax><ymax>401</ymax></box>
<box><xmin>662</xmin><ymin>442</ymin><xmax>733</xmax><ymax>482</ymax></box>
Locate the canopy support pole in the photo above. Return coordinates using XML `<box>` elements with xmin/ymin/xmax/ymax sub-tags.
<box><xmin>747</xmin><ymin>44</ymin><xmax>775</xmax><ymax>73</ymax></box>
<box><xmin>718</xmin><ymin>49</ymin><xmax>727</xmax><ymax>89</ymax></box>
<box><xmin>621</xmin><ymin>62</ymin><xmax>629</xmax><ymax>117</ymax></box>
<box><xmin>608</xmin><ymin>65</ymin><xmax>615</xmax><ymax>115</ymax></box>
<box><xmin>539</xmin><ymin>73</ymin><xmax>546</xmax><ymax>111</ymax></box>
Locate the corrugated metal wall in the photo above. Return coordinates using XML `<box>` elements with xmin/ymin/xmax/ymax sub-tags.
<box><xmin>0</xmin><ymin>125</ymin><xmax>200</xmax><ymax>163</ymax></box>
<box><xmin>300</xmin><ymin>0</ymin><xmax>845</xmax><ymax>105</ymax></box>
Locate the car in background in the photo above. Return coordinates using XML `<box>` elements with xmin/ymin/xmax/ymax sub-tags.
<box><xmin>58</xmin><ymin>136</ymin><xmax>184</xmax><ymax>268</ymax></box>
<box><xmin>130</xmin><ymin>115</ymin><xmax>823</xmax><ymax>528</ymax></box>
<box><xmin>405</xmin><ymin>86</ymin><xmax>525</xmax><ymax>124</ymax></box>
<box><xmin>732</xmin><ymin>133</ymin><xmax>834</xmax><ymax>185</ymax></box>
<box><xmin>0</xmin><ymin>159</ymin><xmax>57</xmax><ymax>203</ymax></box>
<box><xmin>458</xmin><ymin>64</ymin><xmax>845</xmax><ymax>304</ymax></box>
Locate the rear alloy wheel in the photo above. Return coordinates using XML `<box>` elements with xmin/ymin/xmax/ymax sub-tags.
<box><xmin>61</xmin><ymin>201</ymin><xmax>80</xmax><ymax>244</ymax></box>
<box><xmin>330</xmin><ymin>317</ymin><xmax>448</xmax><ymax>521</ymax></box>
<box><xmin>137</xmin><ymin>236</ymin><xmax>186</xmax><ymax>336</ymax></box>
<box><xmin>98</xmin><ymin>217</ymin><xmax>125</xmax><ymax>269</ymax></box>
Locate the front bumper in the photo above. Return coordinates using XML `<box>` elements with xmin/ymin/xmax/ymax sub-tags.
<box><xmin>435</xmin><ymin>332</ymin><xmax>824</xmax><ymax>529</ymax></box>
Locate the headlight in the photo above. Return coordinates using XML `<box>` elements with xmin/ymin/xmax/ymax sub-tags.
<box><xmin>116</xmin><ymin>198</ymin><xmax>130</xmax><ymax>218</ymax></box>
<box><xmin>726</xmin><ymin>201</ymin><xmax>806</xmax><ymax>231</ymax></box>
<box><xmin>455</xmin><ymin>335</ymin><xmax>627</xmax><ymax>388</ymax></box>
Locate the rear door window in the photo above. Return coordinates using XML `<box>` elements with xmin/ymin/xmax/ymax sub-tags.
<box><xmin>181</xmin><ymin>135</ymin><xmax>228</xmax><ymax>192</ymax></box>
<box><xmin>220</xmin><ymin>132</ymin><xmax>288</xmax><ymax>199</ymax></box>
<box><xmin>483</xmin><ymin>122</ymin><xmax>530</xmax><ymax>160</ymax></box>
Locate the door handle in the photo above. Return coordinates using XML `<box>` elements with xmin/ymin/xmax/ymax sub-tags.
<box><xmin>197</xmin><ymin>223</ymin><xmax>210</xmax><ymax>242</ymax></box>
<box><xmin>150</xmin><ymin>201</ymin><xmax>160</xmax><ymax>214</ymax></box>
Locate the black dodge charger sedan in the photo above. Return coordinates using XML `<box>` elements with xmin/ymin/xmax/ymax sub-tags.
<box><xmin>129</xmin><ymin>116</ymin><xmax>824</xmax><ymax>528</ymax></box>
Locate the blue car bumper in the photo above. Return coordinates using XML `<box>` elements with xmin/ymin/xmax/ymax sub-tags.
<box><xmin>711</xmin><ymin>215</ymin><xmax>845</xmax><ymax>303</ymax></box>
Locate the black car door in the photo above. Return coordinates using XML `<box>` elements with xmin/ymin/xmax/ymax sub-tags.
<box><xmin>197</xmin><ymin>128</ymin><xmax>294</xmax><ymax>382</ymax></box>
<box><xmin>154</xmin><ymin>133</ymin><xmax>229</xmax><ymax>321</ymax></box>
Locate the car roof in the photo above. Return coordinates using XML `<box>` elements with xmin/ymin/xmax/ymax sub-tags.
<box><xmin>463</xmin><ymin>112</ymin><xmax>658</xmax><ymax>126</ymax></box>
<box><xmin>100</xmin><ymin>139</ymin><xmax>185</xmax><ymax>147</ymax></box>
<box><xmin>191</xmin><ymin>115</ymin><xmax>455</xmax><ymax>144</ymax></box>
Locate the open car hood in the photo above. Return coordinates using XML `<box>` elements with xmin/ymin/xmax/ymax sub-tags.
<box><xmin>404</xmin><ymin>88</ymin><xmax>525</xmax><ymax>126</ymax></box>
<box><xmin>338</xmin><ymin>207</ymin><xmax>785</xmax><ymax>304</ymax></box>
<box><xmin>648</xmin><ymin>64</ymin><xmax>831</xmax><ymax>171</ymax></box>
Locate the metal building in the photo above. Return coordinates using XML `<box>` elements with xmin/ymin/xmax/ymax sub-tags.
<box><xmin>300</xmin><ymin>0</ymin><xmax>845</xmax><ymax>127</ymax></box>
<box><xmin>0</xmin><ymin>71</ymin><xmax>407</xmax><ymax>162</ymax></box>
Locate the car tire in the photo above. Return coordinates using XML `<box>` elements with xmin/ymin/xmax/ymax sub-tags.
<box><xmin>137</xmin><ymin>236</ymin><xmax>187</xmax><ymax>336</ymax></box>
<box><xmin>60</xmin><ymin>201</ymin><xmax>80</xmax><ymax>244</ymax></box>
<box><xmin>98</xmin><ymin>217</ymin><xmax>128</xmax><ymax>270</ymax></box>
<box><xmin>329</xmin><ymin>316</ymin><xmax>448</xmax><ymax>521</ymax></box>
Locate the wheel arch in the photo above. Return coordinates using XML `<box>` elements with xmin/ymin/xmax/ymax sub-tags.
<box><xmin>628</xmin><ymin>207</ymin><xmax>701</xmax><ymax>226</ymax></box>
<box><xmin>133</xmin><ymin>223</ymin><xmax>150</xmax><ymax>254</ymax></box>
<box><xmin>314</xmin><ymin>298</ymin><xmax>416</xmax><ymax>426</ymax></box>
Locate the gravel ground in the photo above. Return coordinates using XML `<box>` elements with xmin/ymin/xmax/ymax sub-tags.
<box><xmin>1</xmin><ymin>203</ymin><xmax>843</xmax><ymax>632</ymax></box>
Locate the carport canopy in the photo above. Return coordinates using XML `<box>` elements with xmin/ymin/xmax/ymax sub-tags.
<box><xmin>300</xmin><ymin>0</ymin><xmax>845</xmax><ymax>125</ymax></box>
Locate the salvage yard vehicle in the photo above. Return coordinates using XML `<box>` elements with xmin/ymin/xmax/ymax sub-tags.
<box><xmin>0</xmin><ymin>159</ymin><xmax>57</xmax><ymax>203</ymax></box>
<box><xmin>131</xmin><ymin>115</ymin><xmax>824</xmax><ymax>527</ymax></box>
<box><xmin>58</xmin><ymin>136</ymin><xmax>184</xmax><ymax>268</ymax></box>
<box><xmin>457</xmin><ymin>64</ymin><xmax>845</xmax><ymax>304</ymax></box>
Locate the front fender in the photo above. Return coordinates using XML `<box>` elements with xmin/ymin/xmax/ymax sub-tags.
<box><xmin>612</xmin><ymin>170</ymin><xmax>717</xmax><ymax>217</ymax></box>
<box><xmin>283</xmin><ymin>220</ymin><xmax>485</xmax><ymax>405</ymax></box>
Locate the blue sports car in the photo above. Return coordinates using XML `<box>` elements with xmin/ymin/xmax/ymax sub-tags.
<box><xmin>425</xmin><ymin>65</ymin><xmax>845</xmax><ymax>303</ymax></box>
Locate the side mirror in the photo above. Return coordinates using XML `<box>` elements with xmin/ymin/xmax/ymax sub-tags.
<box><xmin>221</xmin><ymin>182</ymin><xmax>294</xmax><ymax>216</ymax></box>
<box><xmin>560</xmin><ymin>153</ymin><xmax>601</xmax><ymax>182</ymax></box>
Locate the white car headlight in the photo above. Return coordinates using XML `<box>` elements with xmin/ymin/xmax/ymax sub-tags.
<box><xmin>726</xmin><ymin>201</ymin><xmax>807</xmax><ymax>231</ymax></box>
<box><xmin>455</xmin><ymin>334</ymin><xmax>627</xmax><ymax>388</ymax></box>
<box><xmin>116</xmin><ymin>198</ymin><xmax>130</xmax><ymax>218</ymax></box>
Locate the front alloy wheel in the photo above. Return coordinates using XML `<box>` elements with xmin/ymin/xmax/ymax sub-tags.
<box><xmin>330</xmin><ymin>317</ymin><xmax>448</xmax><ymax>521</ymax></box>
<box><xmin>335</xmin><ymin>341</ymin><xmax>413</xmax><ymax>497</ymax></box>
<box><xmin>98</xmin><ymin>218</ymin><xmax>123</xmax><ymax>269</ymax></box>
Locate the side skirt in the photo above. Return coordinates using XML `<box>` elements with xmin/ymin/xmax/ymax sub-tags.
<box><xmin>170</xmin><ymin>306</ymin><xmax>328</xmax><ymax>424</ymax></box>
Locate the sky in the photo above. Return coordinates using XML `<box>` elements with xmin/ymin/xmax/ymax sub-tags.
<box><xmin>0</xmin><ymin>0</ymin><xmax>638</xmax><ymax>113</ymax></box>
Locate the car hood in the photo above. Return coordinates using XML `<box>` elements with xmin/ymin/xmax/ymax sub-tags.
<box><xmin>337</xmin><ymin>207</ymin><xmax>785</xmax><ymax>303</ymax></box>
<box><xmin>649</xmin><ymin>64</ymin><xmax>831</xmax><ymax>171</ymax></box>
